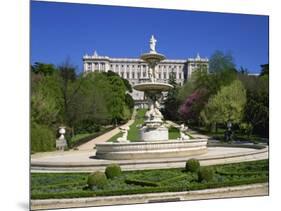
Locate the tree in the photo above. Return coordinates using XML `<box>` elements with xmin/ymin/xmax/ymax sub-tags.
<box><xmin>200</xmin><ymin>80</ymin><xmax>246</xmax><ymax>128</ymax></box>
<box><xmin>179</xmin><ymin>88</ymin><xmax>208</xmax><ymax>124</ymax></box>
<box><xmin>260</xmin><ymin>64</ymin><xmax>269</xmax><ymax>77</ymax></box>
<box><xmin>239</xmin><ymin>71</ymin><xmax>269</xmax><ymax>137</ymax></box>
<box><xmin>105</xmin><ymin>71</ymin><xmax>132</xmax><ymax>93</ymax></box>
<box><xmin>31</xmin><ymin>71</ymin><xmax>63</xmax><ymax>127</ymax></box>
<box><xmin>31</xmin><ymin>62</ymin><xmax>56</xmax><ymax>76</ymax></box>
<box><xmin>162</xmin><ymin>71</ymin><xmax>181</xmax><ymax>121</ymax></box>
<box><xmin>209</xmin><ymin>50</ymin><xmax>236</xmax><ymax>73</ymax></box>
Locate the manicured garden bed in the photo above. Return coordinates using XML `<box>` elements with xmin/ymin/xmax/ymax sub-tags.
<box><xmin>31</xmin><ymin>159</ymin><xmax>268</xmax><ymax>199</ymax></box>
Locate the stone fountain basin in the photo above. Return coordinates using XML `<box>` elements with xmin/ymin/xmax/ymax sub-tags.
<box><xmin>133</xmin><ymin>82</ymin><xmax>173</xmax><ymax>92</ymax></box>
<box><xmin>95</xmin><ymin>139</ymin><xmax>208</xmax><ymax>160</ymax></box>
<box><xmin>140</xmin><ymin>52</ymin><xmax>166</xmax><ymax>62</ymax></box>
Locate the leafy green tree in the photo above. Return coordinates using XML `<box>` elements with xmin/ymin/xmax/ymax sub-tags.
<box><xmin>162</xmin><ymin>71</ymin><xmax>181</xmax><ymax>121</ymax></box>
<box><xmin>106</xmin><ymin>74</ymin><xmax>127</xmax><ymax>124</ymax></box>
<box><xmin>31</xmin><ymin>62</ymin><xmax>56</xmax><ymax>76</ymax></box>
<box><xmin>67</xmin><ymin>73</ymin><xmax>112</xmax><ymax>134</ymax></box>
<box><xmin>31</xmin><ymin>71</ymin><xmax>63</xmax><ymax>127</ymax></box>
<box><xmin>238</xmin><ymin>67</ymin><xmax>269</xmax><ymax>137</ymax></box>
<box><xmin>209</xmin><ymin>50</ymin><xmax>236</xmax><ymax>73</ymax></box>
<box><xmin>200</xmin><ymin>80</ymin><xmax>246</xmax><ymax>128</ymax></box>
<box><xmin>177</xmin><ymin>65</ymin><xmax>237</xmax><ymax>125</ymax></box>
<box><xmin>31</xmin><ymin>67</ymin><xmax>63</xmax><ymax>152</ymax></box>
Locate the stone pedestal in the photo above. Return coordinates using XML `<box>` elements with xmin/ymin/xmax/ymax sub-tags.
<box><xmin>140</xmin><ymin>126</ymin><xmax>168</xmax><ymax>142</ymax></box>
<box><xmin>56</xmin><ymin>138</ymin><xmax>67</xmax><ymax>151</ymax></box>
<box><xmin>56</xmin><ymin>127</ymin><xmax>67</xmax><ymax>151</ymax></box>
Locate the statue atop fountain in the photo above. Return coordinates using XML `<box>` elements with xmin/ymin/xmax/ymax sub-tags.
<box><xmin>149</xmin><ymin>35</ymin><xmax>157</xmax><ymax>53</ymax></box>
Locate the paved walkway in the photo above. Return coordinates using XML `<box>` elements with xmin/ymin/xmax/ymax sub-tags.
<box><xmin>77</xmin><ymin>109</ymin><xmax>137</xmax><ymax>151</ymax></box>
<box><xmin>31</xmin><ymin>183</ymin><xmax>268</xmax><ymax>210</ymax></box>
<box><xmin>31</xmin><ymin>146</ymin><xmax>268</xmax><ymax>172</ymax></box>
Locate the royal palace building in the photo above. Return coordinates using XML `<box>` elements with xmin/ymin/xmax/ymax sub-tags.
<box><xmin>83</xmin><ymin>50</ymin><xmax>209</xmax><ymax>103</ymax></box>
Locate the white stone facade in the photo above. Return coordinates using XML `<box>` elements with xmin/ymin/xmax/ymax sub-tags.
<box><xmin>83</xmin><ymin>51</ymin><xmax>208</xmax><ymax>101</ymax></box>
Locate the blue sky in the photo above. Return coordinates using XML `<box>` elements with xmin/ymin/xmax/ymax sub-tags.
<box><xmin>31</xmin><ymin>1</ymin><xmax>269</xmax><ymax>73</ymax></box>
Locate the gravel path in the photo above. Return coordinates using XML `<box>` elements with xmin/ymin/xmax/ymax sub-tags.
<box><xmin>77</xmin><ymin>109</ymin><xmax>137</xmax><ymax>151</ymax></box>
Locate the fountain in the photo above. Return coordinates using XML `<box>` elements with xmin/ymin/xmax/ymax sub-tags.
<box><xmin>134</xmin><ymin>35</ymin><xmax>173</xmax><ymax>142</ymax></box>
<box><xmin>95</xmin><ymin>35</ymin><xmax>208</xmax><ymax>160</ymax></box>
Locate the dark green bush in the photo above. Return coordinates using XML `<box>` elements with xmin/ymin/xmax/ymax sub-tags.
<box><xmin>87</xmin><ymin>172</ymin><xmax>107</xmax><ymax>189</ymax></box>
<box><xmin>31</xmin><ymin>123</ymin><xmax>55</xmax><ymax>152</ymax></box>
<box><xmin>198</xmin><ymin>167</ymin><xmax>214</xmax><ymax>182</ymax></box>
<box><xmin>70</xmin><ymin>126</ymin><xmax>115</xmax><ymax>148</ymax></box>
<box><xmin>185</xmin><ymin>159</ymin><xmax>200</xmax><ymax>172</ymax></box>
<box><xmin>105</xmin><ymin>164</ymin><xmax>122</xmax><ymax>179</ymax></box>
<box><xmin>125</xmin><ymin>179</ymin><xmax>159</xmax><ymax>187</ymax></box>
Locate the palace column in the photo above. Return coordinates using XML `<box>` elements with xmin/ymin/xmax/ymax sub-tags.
<box><xmin>83</xmin><ymin>62</ymin><xmax>87</xmax><ymax>72</ymax></box>
<box><xmin>129</xmin><ymin>64</ymin><xmax>132</xmax><ymax>79</ymax></box>
<box><xmin>161</xmin><ymin>65</ymin><xmax>164</xmax><ymax>80</ymax></box>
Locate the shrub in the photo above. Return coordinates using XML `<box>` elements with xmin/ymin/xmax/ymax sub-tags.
<box><xmin>198</xmin><ymin>167</ymin><xmax>214</xmax><ymax>182</ymax></box>
<box><xmin>125</xmin><ymin>179</ymin><xmax>159</xmax><ymax>187</ymax></box>
<box><xmin>31</xmin><ymin>123</ymin><xmax>55</xmax><ymax>152</ymax></box>
<box><xmin>105</xmin><ymin>164</ymin><xmax>122</xmax><ymax>179</ymax></box>
<box><xmin>185</xmin><ymin>159</ymin><xmax>200</xmax><ymax>172</ymax></box>
<box><xmin>87</xmin><ymin>171</ymin><xmax>107</xmax><ymax>189</ymax></box>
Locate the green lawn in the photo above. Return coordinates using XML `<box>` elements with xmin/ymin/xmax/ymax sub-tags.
<box><xmin>168</xmin><ymin>127</ymin><xmax>180</xmax><ymax>139</ymax></box>
<box><xmin>107</xmin><ymin>109</ymin><xmax>146</xmax><ymax>142</ymax></box>
<box><xmin>106</xmin><ymin>132</ymin><xmax>123</xmax><ymax>142</ymax></box>
<box><xmin>107</xmin><ymin>109</ymin><xmax>181</xmax><ymax>142</ymax></box>
<box><xmin>31</xmin><ymin>159</ymin><xmax>268</xmax><ymax>199</ymax></box>
<box><xmin>127</xmin><ymin>109</ymin><xmax>146</xmax><ymax>141</ymax></box>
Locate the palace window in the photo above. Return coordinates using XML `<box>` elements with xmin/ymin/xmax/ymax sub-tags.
<box><xmin>87</xmin><ymin>63</ymin><xmax>92</xmax><ymax>70</ymax></box>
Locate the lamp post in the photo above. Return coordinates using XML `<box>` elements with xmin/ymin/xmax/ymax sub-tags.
<box><xmin>225</xmin><ymin>121</ymin><xmax>233</xmax><ymax>142</ymax></box>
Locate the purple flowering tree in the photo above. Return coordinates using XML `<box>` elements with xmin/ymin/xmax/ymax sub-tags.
<box><xmin>179</xmin><ymin>89</ymin><xmax>208</xmax><ymax>123</ymax></box>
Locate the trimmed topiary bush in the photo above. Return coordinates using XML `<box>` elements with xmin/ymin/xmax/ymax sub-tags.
<box><xmin>87</xmin><ymin>171</ymin><xmax>107</xmax><ymax>189</ymax></box>
<box><xmin>105</xmin><ymin>164</ymin><xmax>122</xmax><ymax>179</ymax></box>
<box><xmin>198</xmin><ymin>167</ymin><xmax>214</xmax><ymax>182</ymax></box>
<box><xmin>185</xmin><ymin>159</ymin><xmax>200</xmax><ymax>172</ymax></box>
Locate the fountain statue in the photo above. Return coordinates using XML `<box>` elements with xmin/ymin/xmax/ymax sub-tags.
<box><xmin>179</xmin><ymin>124</ymin><xmax>190</xmax><ymax>140</ymax></box>
<box><xmin>116</xmin><ymin>126</ymin><xmax>130</xmax><ymax>143</ymax></box>
<box><xmin>149</xmin><ymin>35</ymin><xmax>157</xmax><ymax>53</ymax></box>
